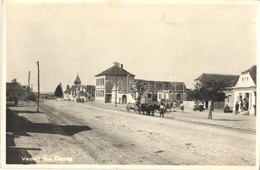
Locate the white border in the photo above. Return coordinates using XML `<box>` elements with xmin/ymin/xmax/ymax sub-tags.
<box><xmin>1</xmin><ymin>0</ymin><xmax>259</xmax><ymax>169</ymax></box>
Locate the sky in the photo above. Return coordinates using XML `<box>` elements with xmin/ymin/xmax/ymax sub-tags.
<box><xmin>5</xmin><ymin>2</ymin><xmax>257</xmax><ymax>92</ymax></box>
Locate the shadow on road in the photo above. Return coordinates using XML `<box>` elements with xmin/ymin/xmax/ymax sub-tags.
<box><xmin>6</xmin><ymin>107</ymin><xmax>92</xmax><ymax>164</ymax></box>
<box><xmin>10</xmin><ymin>110</ymin><xmax>43</xmax><ymax>114</ymax></box>
<box><xmin>6</xmin><ymin>147</ymin><xmax>39</xmax><ymax>164</ymax></box>
<box><xmin>7</xmin><ymin>108</ymin><xmax>92</xmax><ymax>136</ymax></box>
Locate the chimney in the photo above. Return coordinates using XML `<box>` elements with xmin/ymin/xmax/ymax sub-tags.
<box><xmin>12</xmin><ymin>79</ymin><xmax>17</xmax><ymax>83</ymax></box>
<box><xmin>113</xmin><ymin>62</ymin><xmax>121</xmax><ymax>67</ymax></box>
<box><xmin>121</xmin><ymin>64</ymin><xmax>123</xmax><ymax>69</ymax></box>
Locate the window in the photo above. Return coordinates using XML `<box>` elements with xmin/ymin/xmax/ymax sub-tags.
<box><xmin>96</xmin><ymin>90</ymin><xmax>104</xmax><ymax>97</ymax></box>
<box><xmin>163</xmin><ymin>94</ymin><xmax>166</xmax><ymax>99</ymax></box>
<box><xmin>159</xmin><ymin>94</ymin><xmax>162</xmax><ymax>99</ymax></box>
<box><xmin>96</xmin><ymin>78</ymin><xmax>105</xmax><ymax>86</ymax></box>
<box><xmin>147</xmin><ymin>93</ymin><xmax>152</xmax><ymax>98</ymax></box>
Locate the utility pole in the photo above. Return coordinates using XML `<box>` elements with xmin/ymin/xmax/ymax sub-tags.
<box><xmin>183</xmin><ymin>82</ymin><xmax>184</xmax><ymax>93</ymax></box>
<box><xmin>36</xmin><ymin>61</ymin><xmax>40</xmax><ymax>112</ymax></box>
<box><xmin>174</xmin><ymin>75</ymin><xmax>177</xmax><ymax>94</ymax></box>
<box><xmin>115</xmin><ymin>65</ymin><xmax>118</xmax><ymax>108</ymax></box>
<box><xmin>127</xmin><ymin>75</ymin><xmax>129</xmax><ymax>94</ymax></box>
<box><xmin>28</xmin><ymin>71</ymin><xmax>30</xmax><ymax>88</ymax></box>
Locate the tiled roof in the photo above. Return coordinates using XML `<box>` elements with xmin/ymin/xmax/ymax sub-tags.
<box><xmin>194</xmin><ymin>73</ymin><xmax>239</xmax><ymax>87</ymax></box>
<box><xmin>7</xmin><ymin>82</ymin><xmax>26</xmax><ymax>91</ymax></box>
<box><xmin>134</xmin><ymin>79</ymin><xmax>187</xmax><ymax>92</ymax></box>
<box><xmin>241</xmin><ymin>65</ymin><xmax>256</xmax><ymax>85</ymax></box>
<box><xmin>95</xmin><ymin>64</ymin><xmax>135</xmax><ymax>77</ymax></box>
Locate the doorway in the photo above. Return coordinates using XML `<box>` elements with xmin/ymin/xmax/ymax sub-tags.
<box><xmin>122</xmin><ymin>95</ymin><xmax>127</xmax><ymax>104</ymax></box>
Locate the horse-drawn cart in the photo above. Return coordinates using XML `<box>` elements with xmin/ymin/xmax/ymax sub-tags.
<box><xmin>126</xmin><ymin>102</ymin><xmax>160</xmax><ymax>116</ymax></box>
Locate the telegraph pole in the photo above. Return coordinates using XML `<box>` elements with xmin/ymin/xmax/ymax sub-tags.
<box><xmin>28</xmin><ymin>71</ymin><xmax>30</xmax><ymax>88</ymax></box>
<box><xmin>183</xmin><ymin>82</ymin><xmax>184</xmax><ymax>93</ymax></box>
<box><xmin>115</xmin><ymin>65</ymin><xmax>118</xmax><ymax>108</ymax></box>
<box><xmin>36</xmin><ymin>61</ymin><xmax>40</xmax><ymax>112</ymax></box>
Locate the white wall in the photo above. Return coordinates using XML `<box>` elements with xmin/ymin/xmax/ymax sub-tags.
<box><xmin>235</xmin><ymin>72</ymin><xmax>255</xmax><ymax>88</ymax></box>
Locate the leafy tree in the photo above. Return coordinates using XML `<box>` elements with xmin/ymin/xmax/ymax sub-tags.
<box><xmin>187</xmin><ymin>79</ymin><xmax>230</xmax><ymax>119</ymax></box>
<box><xmin>54</xmin><ymin>83</ymin><xmax>64</xmax><ymax>98</ymax></box>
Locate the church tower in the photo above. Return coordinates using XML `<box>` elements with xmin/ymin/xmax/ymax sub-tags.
<box><xmin>74</xmin><ymin>74</ymin><xmax>81</xmax><ymax>85</ymax></box>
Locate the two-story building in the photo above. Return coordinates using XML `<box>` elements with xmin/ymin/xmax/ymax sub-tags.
<box><xmin>95</xmin><ymin>62</ymin><xmax>135</xmax><ymax>103</ymax></box>
<box><xmin>233</xmin><ymin>65</ymin><xmax>256</xmax><ymax>115</ymax></box>
<box><xmin>95</xmin><ymin>62</ymin><xmax>188</xmax><ymax>104</ymax></box>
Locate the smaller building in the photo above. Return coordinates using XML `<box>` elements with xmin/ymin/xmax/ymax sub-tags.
<box><xmin>157</xmin><ymin>90</ymin><xmax>187</xmax><ymax>103</ymax></box>
<box><xmin>38</xmin><ymin>93</ymin><xmax>56</xmax><ymax>100</ymax></box>
<box><xmin>193</xmin><ymin>73</ymin><xmax>239</xmax><ymax>109</ymax></box>
<box><xmin>65</xmin><ymin>74</ymin><xmax>95</xmax><ymax>102</ymax></box>
<box><xmin>64</xmin><ymin>85</ymin><xmax>71</xmax><ymax>100</ymax></box>
<box><xmin>6</xmin><ymin>79</ymin><xmax>27</xmax><ymax>101</ymax></box>
<box><xmin>233</xmin><ymin>65</ymin><xmax>256</xmax><ymax>115</ymax></box>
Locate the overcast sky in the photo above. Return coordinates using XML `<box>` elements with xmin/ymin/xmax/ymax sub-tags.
<box><xmin>6</xmin><ymin>2</ymin><xmax>257</xmax><ymax>92</ymax></box>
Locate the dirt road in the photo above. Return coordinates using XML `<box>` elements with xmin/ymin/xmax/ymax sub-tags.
<box><xmin>8</xmin><ymin>100</ymin><xmax>255</xmax><ymax>165</ymax></box>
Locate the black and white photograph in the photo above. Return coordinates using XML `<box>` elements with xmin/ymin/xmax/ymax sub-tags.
<box><xmin>2</xmin><ymin>0</ymin><xmax>258</xmax><ymax>169</ymax></box>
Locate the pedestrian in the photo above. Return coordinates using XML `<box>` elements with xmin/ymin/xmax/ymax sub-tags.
<box><xmin>179</xmin><ymin>101</ymin><xmax>184</xmax><ymax>112</ymax></box>
<box><xmin>170</xmin><ymin>102</ymin><xmax>173</xmax><ymax>112</ymax></box>
<box><xmin>235</xmin><ymin>102</ymin><xmax>239</xmax><ymax>115</ymax></box>
<box><xmin>243</xmin><ymin>98</ymin><xmax>249</xmax><ymax>111</ymax></box>
<box><xmin>159</xmin><ymin>102</ymin><xmax>165</xmax><ymax>117</ymax></box>
<box><xmin>199</xmin><ymin>101</ymin><xmax>204</xmax><ymax>111</ymax></box>
<box><xmin>240</xmin><ymin>99</ymin><xmax>244</xmax><ymax>112</ymax></box>
<box><xmin>173</xmin><ymin>100</ymin><xmax>177</xmax><ymax>112</ymax></box>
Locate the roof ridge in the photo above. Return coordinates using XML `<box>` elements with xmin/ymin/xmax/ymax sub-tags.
<box><xmin>95</xmin><ymin>64</ymin><xmax>135</xmax><ymax>77</ymax></box>
<box><xmin>201</xmin><ymin>73</ymin><xmax>240</xmax><ymax>76</ymax></box>
<box><xmin>241</xmin><ymin>65</ymin><xmax>256</xmax><ymax>74</ymax></box>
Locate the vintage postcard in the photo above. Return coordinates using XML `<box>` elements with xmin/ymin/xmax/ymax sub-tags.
<box><xmin>1</xmin><ymin>0</ymin><xmax>258</xmax><ymax>169</ymax></box>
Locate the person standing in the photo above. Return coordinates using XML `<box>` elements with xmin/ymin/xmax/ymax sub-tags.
<box><xmin>173</xmin><ymin>100</ymin><xmax>177</xmax><ymax>112</ymax></box>
<box><xmin>235</xmin><ymin>102</ymin><xmax>239</xmax><ymax>115</ymax></box>
<box><xmin>159</xmin><ymin>102</ymin><xmax>165</xmax><ymax>117</ymax></box>
<box><xmin>240</xmin><ymin>99</ymin><xmax>244</xmax><ymax>112</ymax></box>
<box><xmin>179</xmin><ymin>101</ymin><xmax>184</xmax><ymax>112</ymax></box>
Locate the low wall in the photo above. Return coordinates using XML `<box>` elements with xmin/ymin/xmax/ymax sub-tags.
<box><xmin>183</xmin><ymin>101</ymin><xmax>225</xmax><ymax>110</ymax></box>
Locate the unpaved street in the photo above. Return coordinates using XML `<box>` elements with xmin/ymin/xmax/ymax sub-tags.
<box><xmin>8</xmin><ymin>100</ymin><xmax>255</xmax><ymax>165</ymax></box>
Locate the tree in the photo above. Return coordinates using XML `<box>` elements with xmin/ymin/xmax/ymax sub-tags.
<box><xmin>187</xmin><ymin>79</ymin><xmax>230</xmax><ymax>119</ymax></box>
<box><xmin>54</xmin><ymin>83</ymin><xmax>64</xmax><ymax>98</ymax></box>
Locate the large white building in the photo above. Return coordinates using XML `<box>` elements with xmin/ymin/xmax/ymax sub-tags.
<box><xmin>95</xmin><ymin>62</ymin><xmax>135</xmax><ymax>103</ymax></box>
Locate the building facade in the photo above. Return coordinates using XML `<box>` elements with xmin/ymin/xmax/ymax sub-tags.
<box><xmin>95</xmin><ymin>62</ymin><xmax>188</xmax><ymax>104</ymax></box>
<box><xmin>64</xmin><ymin>75</ymin><xmax>95</xmax><ymax>102</ymax></box>
<box><xmin>6</xmin><ymin>79</ymin><xmax>27</xmax><ymax>101</ymax></box>
<box><xmin>95</xmin><ymin>62</ymin><xmax>135</xmax><ymax>103</ymax></box>
<box><xmin>233</xmin><ymin>65</ymin><xmax>256</xmax><ymax>115</ymax></box>
<box><xmin>193</xmin><ymin>73</ymin><xmax>239</xmax><ymax>109</ymax></box>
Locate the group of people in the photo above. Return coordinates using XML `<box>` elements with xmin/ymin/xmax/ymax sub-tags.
<box><xmin>159</xmin><ymin>100</ymin><xmax>185</xmax><ymax>117</ymax></box>
<box><xmin>235</xmin><ymin>98</ymin><xmax>249</xmax><ymax>114</ymax></box>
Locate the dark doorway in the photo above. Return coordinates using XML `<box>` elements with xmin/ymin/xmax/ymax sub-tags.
<box><xmin>122</xmin><ymin>95</ymin><xmax>127</xmax><ymax>104</ymax></box>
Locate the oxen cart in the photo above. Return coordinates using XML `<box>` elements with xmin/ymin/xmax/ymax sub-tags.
<box><xmin>126</xmin><ymin>102</ymin><xmax>160</xmax><ymax>116</ymax></box>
